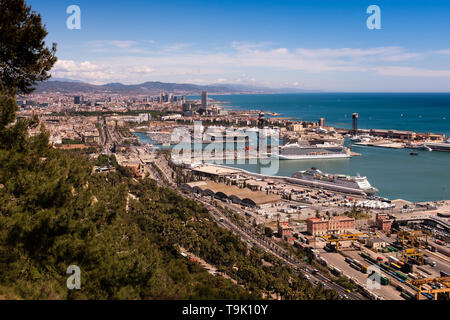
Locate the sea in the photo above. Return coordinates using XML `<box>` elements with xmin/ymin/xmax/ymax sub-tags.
<box><xmin>137</xmin><ymin>93</ymin><xmax>450</xmax><ymax>202</ymax></box>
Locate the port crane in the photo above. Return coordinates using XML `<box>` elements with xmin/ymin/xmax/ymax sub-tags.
<box><xmin>322</xmin><ymin>233</ymin><xmax>366</xmax><ymax>251</ymax></box>
<box><xmin>397</xmin><ymin>230</ymin><xmax>427</xmax><ymax>265</ymax></box>
<box><xmin>407</xmin><ymin>276</ymin><xmax>450</xmax><ymax>300</ymax></box>
<box><xmin>401</xmin><ymin>248</ymin><xmax>425</xmax><ymax>265</ymax></box>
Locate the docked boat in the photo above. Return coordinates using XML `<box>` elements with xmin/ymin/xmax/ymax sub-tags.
<box><xmin>407</xmin><ymin>142</ymin><xmax>432</xmax><ymax>152</ymax></box>
<box><xmin>287</xmin><ymin>167</ymin><xmax>378</xmax><ymax>195</ymax></box>
<box><xmin>424</xmin><ymin>140</ymin><xmax>450</xmax><ymax>152</ymax></box>
<box><xmin>275</xmin><ymin>143</ymin><xmax>351</xmax><ymax>160</ymax></box>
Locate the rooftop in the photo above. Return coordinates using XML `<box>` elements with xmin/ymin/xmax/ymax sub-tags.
<box><xmin>185</xmin><ymin>180</ymin><xmax>281</xmax><ymax>206</ymax></box>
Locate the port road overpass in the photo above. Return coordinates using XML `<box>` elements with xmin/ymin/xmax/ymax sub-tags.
<box><xmin>395</xmin><ymin>215</ymin><xmax>450</xmax><ymax>233</ymax></box>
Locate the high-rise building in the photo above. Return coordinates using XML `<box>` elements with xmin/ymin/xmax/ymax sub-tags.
<box><xmin>319</xmin><ymin>118</ymin><xmax>325</xmax><ymax>127</ymax></box>
<box><xmin>352</xmin><ymin>113</ymin><xmax>358</xmax><ymax>133</ymax></box>
<box><xmin>74</xmin><ymin>96</ymin><xmax>81</xmax><ymax>104</ymax></box>
<box><xmin>201</xmin><ymin>91</ymin><xmax>208</xmax><ymax>109</ymax></box>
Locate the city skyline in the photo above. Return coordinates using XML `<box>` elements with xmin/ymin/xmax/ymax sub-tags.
<box><xmin>28</xmin><ymin>0</ymin><xmax>450</xmax><ymax>92</ymax></box>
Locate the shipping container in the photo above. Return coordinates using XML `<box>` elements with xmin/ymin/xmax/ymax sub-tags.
<box><xmin>371</xmin><ymin>273</ymin><xmax>389</xmax><ymax>286</ymax></box>
<box><xmin>361</xmin><ymin>265</ymin><xmax>368</xmax><ymax>274</ymax></box>
<box><xmin>396</xmin><ymin>272</ymin><xmax>408</xmax><ymax>280</ymax></box>
<box><xmin>408</xmin><ymin>273</ymin><xmax>418</xmax><ymax>280</ymax></box>
<box><xmin>350</xmin><ymin>263</ymin><xmax>361</xmax><ymax>271</ymax></box>
<box><xmin>391</xmin><ymin>263</ymin><xmax>401</xmax><ymax>270</ymax></box>
<box><xmin>401</xmin><ymin>292</ymin><xmax>413</xmax><ymax>300</ymax></box>
<box><xmin>388</xmin><ymin>256</ymin><xmax>401</xmax><ymax>264</ymax></box>
<box><xmin>360</xmin><ymin>252</ymin><xmax>370</xmax><ymax>260</ymax></box>
<box><xmin>440</xmin><ymin>270</ymin><xmax>450</xmax><ymax>277</ymax></box>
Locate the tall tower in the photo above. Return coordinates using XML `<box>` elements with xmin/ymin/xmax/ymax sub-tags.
<box><xmin>352</xmin><ymin>113</ymin><xmax>359</xmax><ymax>134</ymax></box>
<box><xmin>318</xmin><ymin>118</ymin><xmax>325</xmax><ymax>128</ymax></box>
<box><xmin>201</xmin><ymin>91</ymin><xmax>207</xmax><ymax>109</ymax></box>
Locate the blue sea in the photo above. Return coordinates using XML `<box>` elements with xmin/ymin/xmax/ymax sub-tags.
<box><xmin>141</xmin><ymin>93</ymin><xmax>450</xmax><ymax>202</ymax></box>
<box><xmin>209</xmin><ymin>93</ymin><xmax>450</xmax><ymax>136</ymax></box>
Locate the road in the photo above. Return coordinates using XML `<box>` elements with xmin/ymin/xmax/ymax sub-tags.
<box><xmin>185</xmin><ymin>193</ymin><xmax>365</xmax><ymax>300</ymax></box>
<box><xmin>126</xmin><ymin>148</ymin><xmax>367</xmax><ymax>300</ymax></box>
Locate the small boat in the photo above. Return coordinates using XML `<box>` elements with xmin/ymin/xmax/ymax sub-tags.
<box><xmin>410</xmin><ymin>152</ymin><xmax>419</xmax><ymax>156</ymax></box>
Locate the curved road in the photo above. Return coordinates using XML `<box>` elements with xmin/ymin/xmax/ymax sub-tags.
<box><xmin>184</xmin><ymin>193</ymin><xmax>365</xmax><ymax>300</ymax></box>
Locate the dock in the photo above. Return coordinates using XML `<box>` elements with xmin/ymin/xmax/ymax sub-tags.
<box><xmin>353</xmin><ymin>141</ymin><xmax>405</xmax><ymax>149</ymax></box>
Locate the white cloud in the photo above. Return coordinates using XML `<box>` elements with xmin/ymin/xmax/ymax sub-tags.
<box><xmin>375</xmin><ymin>66</ymin><xmax>450</xmax><ymax>77</ymax></box>
<box><xmin>85</xmin><ymin>40</ymin><xmax>138</xmax><ymax>49</ymax></box>
<box><xmin>163</xmin><ymin>43</ymin><xmax>195</xmax><ymax>52</ymax></box>
<box><xmin>128</xmin><ymin>66</ymin><xmax>155</xmax><ymax>74</ymax></box>
<box><xmin>433</xmin><ymin>49</ymin><xmax>450</xmax><ymax>55</ymax></box>
<box><xmin>52</xmin><ymin>43</ymin><xmax>450</xmax><ymax>87</ymax></box>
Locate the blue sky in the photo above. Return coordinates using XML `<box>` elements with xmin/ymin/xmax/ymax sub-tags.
<box><xmin>28</xmin><ymin>0</ymin><xmax>450</xmax><ymax>91</ymax></box>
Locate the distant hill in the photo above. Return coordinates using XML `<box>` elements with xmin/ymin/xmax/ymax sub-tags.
<box><xmin>34</xmin><ymin>79</ymin><xmax>316</xmax><ymax>95</ymax></box>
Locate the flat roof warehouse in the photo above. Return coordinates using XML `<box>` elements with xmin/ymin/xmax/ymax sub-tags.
<box><xmin>182</xmin><ymin>181</ymin><xmax>281</xmax><ymax>207</ymax></box>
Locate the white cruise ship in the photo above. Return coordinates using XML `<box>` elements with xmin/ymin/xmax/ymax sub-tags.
<box><xmin>288</xmin><ymin>168</ymin><xmax>378</xmax><ymax>195</ymax></box>
<box><xmin>275</xmin><ymin>143</ymin><xmax>351</xmax><ymax>160</ymax></box>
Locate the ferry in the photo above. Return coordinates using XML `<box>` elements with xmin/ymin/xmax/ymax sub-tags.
<box><xmin>406</xmin><ymin>142</ymin><xmax>432</xmax><ymax>152</ymax></box>
<box><xmin>275</xmin><ymin>143</ymin><xmax>351</xmax><ymax>160</ymax></box>
<box><xmin>424</xmin><ymin>140</ymin><xmax>450</xmax><ymax>152</ymax></box>
<box><xmin>287</xmin><ymin>167</ymin><xmax>378</xmax><ymax>195</ymax></box>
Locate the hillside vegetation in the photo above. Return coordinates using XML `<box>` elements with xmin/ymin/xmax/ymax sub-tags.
<box><xmin>0</xmin><ymin>0</ymin><xmax>340</xmax><ymax>300</ymax></box>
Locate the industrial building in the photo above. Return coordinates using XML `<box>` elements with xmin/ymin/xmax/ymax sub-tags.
<box><xmin>366</xmin><ymin>238</ymin><xmax>387</xmax><ymax>249</ymax></box>
<box><xmin>182</xmin><ymin>181</ymin><xmax>281</xmax><ymax>208</ymax></box>
<box><xmin>306</xmin><ymin>216</ymin><xmax>355</xmax><ymax>236</ymax></box>
<box><xmin>376</xmin><ymin>213</ymin><xmax>392</xmax><ymax>231</ymax></box>
<box><xmin>278</xmin><ymin>220</ymin><xmax>293</xmax><ymax>240</ymax></box>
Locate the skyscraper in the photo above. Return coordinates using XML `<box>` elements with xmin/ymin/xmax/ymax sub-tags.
<box><xmin>201</xmin><ymin>91</ymin><xmax>207</xmax><ymax>109</ymax></box>
<box><xmin>352</xmin><ymin>113</ymin><xmax>358</xmax><ymax>133</ymax></box>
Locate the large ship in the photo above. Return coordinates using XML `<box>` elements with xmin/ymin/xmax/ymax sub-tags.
<box><xmin>275</xmin><ymin>143</ymin><xmax>351</xmax><ymax>160</ymax></box>
<box><xmin>287</xmin><ymin>167</ymin><xmax>378</xmax><ymax>195</ymax></box>
<box><xmin>424</xmin><ymin>140</ymin><xmax>450</xmax><ymax>152</ymax></box>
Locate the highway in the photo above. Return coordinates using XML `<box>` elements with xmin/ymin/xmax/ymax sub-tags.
<box><xmin>141</xmin><ymin>152</ymin><xmax>367</xmax><ymax>300</ymax></box>
<box><xmin>184</xmin><ymin>193</ymin><xmax>366</xmax><ymax>300</ymax></box>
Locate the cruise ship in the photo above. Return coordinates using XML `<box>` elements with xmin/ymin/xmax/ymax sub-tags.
<box><xmin>275</xmin><ymin>143</ymin><xmax>351</xmax><ymax>160</ymax></box>
<box><xmin>287</xmin><ymin>168</ymin><xmax>378</xmax><ymax>195</ymax></box>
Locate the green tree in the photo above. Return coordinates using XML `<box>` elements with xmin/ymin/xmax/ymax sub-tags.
<box><xmin>0</xmin><ymin>0</ymin><xmax>57</xmax><ymax>95</ymax></box>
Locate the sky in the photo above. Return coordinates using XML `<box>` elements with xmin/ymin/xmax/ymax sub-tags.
<box><xmin>27</xmin><ymin>0</ymin><xmax>450</xmax><ymax>92</ymax></box>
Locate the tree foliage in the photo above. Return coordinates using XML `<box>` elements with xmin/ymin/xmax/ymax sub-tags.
<box><xmin>0</xmin><ymin>0</ymin><xmax>57</xmax><ymax>95</ymax></box>
<box><xmin>0</xmin><ymin>0</ymin><xmax>340</xmax><ymax>300</ymax></box>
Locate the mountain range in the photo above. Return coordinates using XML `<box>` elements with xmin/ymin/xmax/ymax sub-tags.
<box><xmin>33</xmin><ymin>79</ymin><xmax>316</xmax><ymax>95</ymax></box>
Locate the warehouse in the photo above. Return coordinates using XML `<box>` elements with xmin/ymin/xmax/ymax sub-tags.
<box><xmin>182</xmin><ymin>181</ymin><xmax>281</xmax><ymax>208</ymax></box>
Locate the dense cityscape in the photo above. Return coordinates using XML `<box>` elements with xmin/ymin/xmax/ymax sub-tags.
<box><xmin>1</xmin><ymin>0</ymin><xmax>450</xmax><ymax>313</ymax></box>
<box><xmin>13</xmin><ymin>85</ymin><xmax>450</xmax><ymax>301</ymax></box>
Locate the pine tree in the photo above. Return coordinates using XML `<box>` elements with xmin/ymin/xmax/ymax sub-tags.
<box><xmin>0</xmin><ymin>0</ymin><xmax>57</xmax><ymax>96</ymax></box>
<box><xmin>0</xmin><ymin>0</ymin><xmax>57</xmax><ymax>150</ymax></box>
